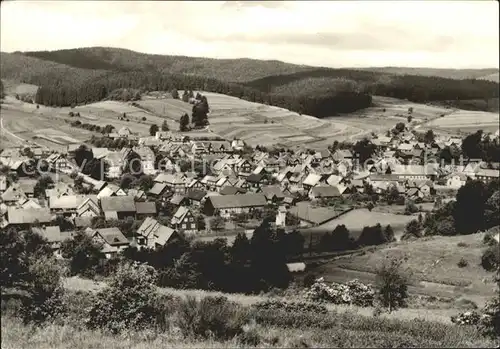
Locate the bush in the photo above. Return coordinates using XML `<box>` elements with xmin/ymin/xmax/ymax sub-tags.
<box><xmin>451</xmin><ymin>311</ymin><xmax>481</xmax><ymax>326</ymax></box>
<box><xmin>304</xmin><ymin>278</ymin><xmax>374</xmax><ymax>307</ymax></box>
<box><xmin>86</xmin><ymin>262</ymin><xmax>167</xmax><ymax>334</ymax></box>
<box><xmin>481</xmin><ymin>246</ymin><xmax>499</xmax><ymax>272</ymax></box>
<box><xmin>457</xmin><ymin>242</ymin><xmax>468</xmax><ymax>247</ymax></box>
<box><xmin>478</xmin><ymin>292</ymin><xmax>500</xmax><ymax>339</ymax></box>
<box><xmin>176</xmin><ymin>295</ymin><xmax>247</xmax><ymax>340</ymax></box>
<box><xmin>375</xmin><ymin>257</ymin><xmax>410</xmax><ymax>313</ymax></box>
<box><xmin>20</xmin><ymin>256</ymin><xmax>65</xmax><ymax>325</ymax></box>
<box><xmin>457</xmin><ymin>258</ymin><xmax>468</xmax><ymax>268</ymax></box>
<box><xmin>253</xmin><ymin>299</ymin><xmax>327</xmax><ymax>314</ymax></box>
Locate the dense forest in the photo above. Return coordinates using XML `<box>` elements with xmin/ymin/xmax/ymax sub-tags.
<box><xmin>1</xmin><ymin>48</ymin><xmax>499</xmax><ymax>118</ymax></box>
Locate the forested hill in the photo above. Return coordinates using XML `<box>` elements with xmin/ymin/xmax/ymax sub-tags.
<box><xmin>353</xmin><ymin>67</ymin><xmax>499</xmax><ymax>81</ymax></box>
<box><xmin>1</xmin><ymin>47</ymin><xmax>499</xmax><ymax>118</ymax></box>
<box><xmin>18</xmin><ymin>47</ymin><xmax>316</xmax><ymax>83</ymax></box>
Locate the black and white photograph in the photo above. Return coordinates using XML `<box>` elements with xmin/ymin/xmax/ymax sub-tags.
<box><xmin>0</xmin><ymin>1</ymin><xmax>499</xmax><ymax>348</ymax></box>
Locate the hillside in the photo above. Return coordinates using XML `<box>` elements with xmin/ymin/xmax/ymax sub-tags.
<box><xmin>0</xmin><ymin>52</ymin><xmax>107</xmax><ymax>86</ymax></box>
<box><xmin>19</xmin><ymin>47</ymin><xmax>316</xmax><ymax>83</ymax></box>
<box><xmin>355</xmin><ymin>67</ymin><xmax>499</xmax><ymax>81</ymax></box>
<box><xmin>1</xmin><ymin>47</ymin><xmax>499</xmax><ymax>118</ymax></box>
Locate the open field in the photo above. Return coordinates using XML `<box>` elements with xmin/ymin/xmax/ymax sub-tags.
<box><xmin>0</xmin><ymin>100</ymin><xmax>93</xmax><ymax>152</ymax></box>
<box><xmin>1</xmin><ymin>79</ymin><xmax>38</xmax><ymax>97</ymax></box>
<box><xmin>421</xmin><ymin>109</ymin><xmax>499</xmax><ymax>135</ymax></box>
<box><xmin>299</xmin><ymin>208</ymin><xmax>417</xmax><ymax>246</ymax></box>
<box><xmin>311</xmin><ymin>233</ymin><xmax>497</xmax><ymax>307</ymax></box>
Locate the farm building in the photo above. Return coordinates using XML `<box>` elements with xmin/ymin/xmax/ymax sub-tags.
<box><xmin>6</xmin><ymin>207</ymin><xmax>52</xmax><ymax>229</ymax></box>
<box><xmin>100</xmin><ymin>196</ymin><xmax>136</xmax><ymax>220</ymax></box>
<box><xmin>309</xmin><ymin>185</ymin><xmax>343</xmax><ymax>200</ymax></box>
<box><xmin>203</xmin><ymin>193</ymin><xmax>267</xmax><ymax>218</ymax></box>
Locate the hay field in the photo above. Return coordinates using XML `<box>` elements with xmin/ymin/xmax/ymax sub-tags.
<box><xmin>422</xmin><ymin>109</ymin><xmax>499</xmax><ymax>135</ymax></box>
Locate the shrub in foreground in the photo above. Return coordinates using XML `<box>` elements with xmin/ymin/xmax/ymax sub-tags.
<box><xmin>481</xmin><ymin>245</ymin><xmax>499</xmax><ymax>272</ymax></box>
<box><xmin>20</xmin><ymin>256</ymin><xmax>65</xmax><ymax>325</ymax></box>
<box><xmin>176</xmin><ymin>295</ymin><xmax>247</xmax><ymax>340</ymax></box>
<box><xmin>304</xmin><ymin>278</ymin><xmax>374</xmax><ymax>306</ymax></box>
<box><xmin>86</xmin><ymin>262</ymin><xmax>167</xmax><ymax>334</ymax></box>
<box><xmin>252</xmin><ymin>299</ymin><xmax>327</xmax><ymax>314</ymax></box>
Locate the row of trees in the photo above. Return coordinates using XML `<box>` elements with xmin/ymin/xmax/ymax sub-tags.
<box><xmin>59</xmin><ymin>217</ymin><xmax>300</xmax><ymax>294</ymax></box>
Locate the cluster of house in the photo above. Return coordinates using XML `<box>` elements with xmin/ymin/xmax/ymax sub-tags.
<box><xmin>1</xmin><ymin>127</ymin><xmax>499</xmax><ymax>258</ymax></box>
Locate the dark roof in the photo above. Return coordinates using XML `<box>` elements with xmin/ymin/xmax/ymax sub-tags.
<box><xmin>149</xmin><ymin>182</ymin><xmax>168</xmax><ymax>196</ymax></box>
<box><xmin>207</xmin><ymin>193</ymin><xmax>267</xmax><ymax>209</ymax></box>
<box><xmin>135</xmin><ymin>201</ymin><xmax>157</xmax><ymax>215</ymax></box>
<box><xmin>185</xmin><ymin>189</ymin><xmax>207</xmax><ymax>201</ymax></box>
<box><xmin>170</xmin><ymin>195</ymin><xmax>186</xmax><ymax>205</ymax></box>
<box><xmin>260</xmin><ymin>185</ymin><xmax>285</xmax><ymax>200</ymax></box>
<box><xmin>246</xmin><ymin>173</ymin><xmax>263</xmax><ymax>183</ymax></box>
<box><xmin>95</xmin><ymin>227</ymin><xmax>129</xmax><ymax>246</ymax></box>
<box><xmin>100</xmin><ymin>196</ymin><xmax>136</xmax><ymax>212</ymax></box>
<box><xmin>7</xmin><ymin>207</ymin><xmax>52</xmax><ymax>224</ymax></box>
<box><xmin>220</xmin><ymin>186</ymin><xmax>246</xmax><ymax>195</ymax></box>
<box><xmin>310</xmin><ymin>185</ymin><xmax>342</xmax><ymax>198</ymax></box>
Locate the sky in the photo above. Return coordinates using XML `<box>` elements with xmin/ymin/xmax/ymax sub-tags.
<box><xmin>1</xmin><ymin>0</ymin><xmax>498</xmax><ymax>69</ymax></box>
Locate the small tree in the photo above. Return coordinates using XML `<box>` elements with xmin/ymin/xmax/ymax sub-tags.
<box><xmin>34</xmin><ymin>175</ymin><xmax>54</xmax><ymax>198</ymax></box>
<box><xmin>404</xmin><ymin>199</ymin><xmax>419</xmax><ymax>215</ymax></box>
<box><xmin>179</xmin><ymin>113</ymin><xmax>190</xmax><ymax>132</ymax></box>
<box><xmin>60</xmin><ymin>231</ymin><xmax>104</xmax><ymax>277</ymax></box>
<box><xmin>171</xmin><ymin>89</ymin><xmax>179</xmax><ymax>99</ymax></box>
<box><xmin>149</xmin><ymin>124</ymin><xmax>159</xmax><ymax>136</ymax></box>
<box><xmin>86</xmin><ymin>262</ymin><xmax>166</xmax><ymax>333</ymax></box>
<box><xmin>210</xmin><ymin>216</ymin><xmax>225</xmax><ymax>231</ymax></box>
<box><xmin>375</xmin><ymin>256</ymin><xmax>410</xmax><ymax>313</ymax></box>
<box><xmin>407</xmin><ymin>115</ymin><xmax>412</xmax><ymax>123</ymax></box>
<box><xmin>21</xmin><ymin>256</ymin><xmax>65</xmax><ymax>325</ymax></box>
<box><xmin>161</xmin><ymin>120</ymin><xmax>169</xmax><ymax>131</ymax></box>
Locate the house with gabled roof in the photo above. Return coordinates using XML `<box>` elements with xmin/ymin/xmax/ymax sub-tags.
<box><xmin>45</xmin><ymin>182</ymin><xmax>74</xmax><ymax>198</ymax></box>
<box><xmin>132</xmin><ymin>146</ymin><xmax>156</xmax><ymax>175</ymax></box>
<box><xmin>77</xmin><ymin>196</ymin><xmax>101</xmax><ymax>218</ymax></box>
<box><xmin>302</xmin><ymin>173</ymin><xmax>322</xmax><ymax>191</ymax></box>
<box><xmin>136</xmin><ymin>217</ymin><xmax>179</xmax><ymax>248</ymax></box>
<box><xmin>87</xmin><ymin>227</ymin><xmax>129</xmax><ymax>259</ymax></box>
<box><xmin>49</xmin><ymin>195</ymin><xmax>97</xmax><ymax>215</ymax></box>
<box><xmin>32</xmin><ymin>226</ymin><xmax>66</xmax><ymax>255</ymax></box>
<box><xmin>309</xmin><ymin>185</ymin><xmax>343</xmax><ymax>200</ymax></box>
<box><xmin>17</xmin><ymin>179</ymin><xmax>37</xmax><ymax>198</ymax></box>
<box><xmin>148</xmin><ymin>182</ymin><xmax>169</xmax><ymax>197</ymax></box>
<box><xmin>219</xmin><ymin>186</ymin><xmax>246</xmax><ymax>196</ymax></box>
<box><xmin>1</xmin><ymin>185</ymin><xmax>27</xmax><ymax>204</ymax></box>
<box><xmin>17</xmin><ymin>198</ymin><xmax>42</xmax><ymax>210</ymax></box>
<box><xmin>215</xmin><ymin>176</ymin><xmax>236</xmax><ymax>192</ymax></box>
<box><xmin>154</xmin><ymin>173</ymin><xmax>186</xmax><ymax>194</ymax></box>
<box><xmin>171</xmin><ymin>206</ymin><xmax>197</xmax><ymax>233</ymax></box>
<box><xmin>332</xmin><ymin>149</ymin><xmax>353</xmax><ymax>162</ymax></box>
<box><xmin>259</xmin><ymin>185</ymin><xmax>285</xmax><ymax>203</ymax></box>
<box><xmin>100</xmin><ymin>196</ymin><xmax>136</xmax><ymax>220</ymax></box>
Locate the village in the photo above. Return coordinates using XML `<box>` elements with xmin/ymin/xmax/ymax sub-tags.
<box><xmin>1</xmin><ymin>108</ymin><xmax>499</xmax><ymax>260</ymax></box>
